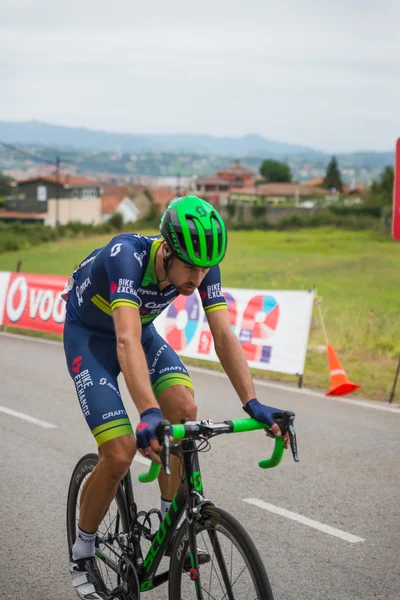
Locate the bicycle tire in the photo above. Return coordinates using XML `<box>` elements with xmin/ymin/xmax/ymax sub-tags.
<box><xmin>66</xmin><ymin>453</ymin><xmax>130</xmax><ymax>596</ymax></box>
<box><xmin>168</xmin><ymin>505</ymin><xmax>274</xmax><ymax>600</ymax></box>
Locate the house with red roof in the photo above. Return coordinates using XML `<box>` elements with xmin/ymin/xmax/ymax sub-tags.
<box><xmin>230</xmin><ymin>182</ymin><xmax>328</xmax><ymax>205</ymax></box>
<box><xmin>101</xmin><ymin>195</ymin><xmax>140</xmax><ymax>223</ymax></box>
<box><xmin>100</xmin><ymin>186</ymin><xmax>178</xmax><ymax>224</ymax></box>
<box><xmin>3</xmin><ymin>174</ymin><xmax>102</xmax><ymax>226</ymax></box>
<box><xmin>99</xmin><ymin>183</ymin><xmax>146</xmax><ymax>223</ymax></box>
<box><xmin>195</xmin><ymin>161</ymin><xmax>254</xmax><ymax>205</ymax></box>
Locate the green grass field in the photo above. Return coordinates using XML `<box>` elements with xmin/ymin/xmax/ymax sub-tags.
<box><xmin>0</xmin><ymin>228</ymin><xmax>399</xmax><ymax>401</ymax></box>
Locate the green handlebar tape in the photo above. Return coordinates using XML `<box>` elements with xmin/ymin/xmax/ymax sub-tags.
<box><xmin>258</xmin><ymin>436</ymin><xmax>285</xmax><ymax>469</ymax></box>
<box><xmin>138</xmin><ymin>418</ymin><xmax>286</xmax><ymax>482</ymax></box>
<box><xmin>171</xmin><ymin>424</ymin><xmax>185</xmax><ymax>439</ymax></box>
<box><xmin>232</xmin><ymin>417</ymin><xmax>285</xmax><ymax>469</ymax></box>
<box><xmin>138</xmin><ymin>460</ymin><xmax>161</xmax><ymax>483</ymax></box>
<box><xmin>137</xmin><ymin>425</ymin><xmax>185</xmax><ymax>483</ymax></box>
<box><xmin>232</xmin><ymin>418</ymin><xmax>267</xmax><ymax>433</ymax></box>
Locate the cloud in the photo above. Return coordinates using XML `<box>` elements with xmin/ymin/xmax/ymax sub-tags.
<box><xmin>1</xmin><ymin>0</ymin><xmax>399</xmax><ymax>151</ymax></box>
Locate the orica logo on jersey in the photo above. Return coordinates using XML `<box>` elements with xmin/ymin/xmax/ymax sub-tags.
<box><xmin>76</xmin><ymin>277</ymin><xmax>91</xmax><ymax>306</ymax></box>
<box><xmin>134</xmin><ymin>250</ymin><xmax>147</xmax><ymax>267</ymax></box>
<box><xmin>140</xmin><ymin>299</ymin><xmax>171</xmax><ymax>315</ymax></box>
<box><xmin>110</xmin><ymin>243</ymin><xmax>123</xmax><ymax>257</ymax></box>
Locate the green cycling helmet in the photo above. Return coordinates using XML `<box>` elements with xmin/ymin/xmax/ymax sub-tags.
<box><xmin>160</xmin><ymin>195</ymin><xmax>227</xmax><ymax>267</ymax></box>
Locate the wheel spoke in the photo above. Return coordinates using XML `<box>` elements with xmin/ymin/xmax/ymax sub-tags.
<box><xmin>220</xmin><ymin>565</ymin><xmax>247</xmax><ymax>600</ymax></box>
<box><xmin>172</xmin><ymin>510</ymin><xmax>272</xmax><ymax>599</ymax></box>
<box><xmin>200</xmin><ymin>530</ymin><xmax>227</xmax><ymax>596</ymax></box>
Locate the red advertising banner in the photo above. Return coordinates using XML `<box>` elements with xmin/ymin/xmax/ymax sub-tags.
<box><xmin>392</xmin><ymin>138</ymin><xmax>400</xmax><ymax>241</ymax></box>
<box><xmin>0</xmin><ymin>271</ymin><xmax>315</xmax><ymax>376</ymax></box>
<box><xmin>2</xmin><ymin>272</ymin><xmax>66</xmax><ymax>335</ymax></box>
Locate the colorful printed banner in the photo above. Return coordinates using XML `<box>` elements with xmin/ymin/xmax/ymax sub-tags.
<box><xmin>154</xmin><ymin>288</ymin><xmax>315</xmax><ymax>375</ymax></box>
<box><xmin>0</xmin><ymin>272</ymin><xmax>314</xmax><ymax>375</ymax></box>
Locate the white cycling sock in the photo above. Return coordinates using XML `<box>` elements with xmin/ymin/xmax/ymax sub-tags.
<box><xmin>72</xmin><ymin>526</ymin><xmax>97</xmax><ymax>561</ymax></box>
<box><xmin>161</xmin><ymin>497</ymin><xmax>172</xmax><ymax>520</ymax></box>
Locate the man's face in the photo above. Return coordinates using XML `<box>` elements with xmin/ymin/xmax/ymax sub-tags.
<box><xmin>168</xmin><ymin>256</ymin><xmax>210</xmax><ymax>295</ymax></box>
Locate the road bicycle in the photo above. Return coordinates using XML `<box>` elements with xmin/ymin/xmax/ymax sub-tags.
<box><xmin>66</xmin><ymin>411</ymin><xmax>298</xmax><ymax>599</ymax></box>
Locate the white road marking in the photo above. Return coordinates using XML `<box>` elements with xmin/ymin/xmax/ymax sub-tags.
<box><xmin>243</xmin><ymin>498</ymin><xmax>365</xmax><ymax>543</ymax></box>
<box><xmin>0</xmin><ymin>405</ymin><xmax>58</xmax><ymax>429</ymax></box>
<box><xmin>1</xmin><ymin>331</ymin><xmax>400</xmax><ymax>413</ymax></box>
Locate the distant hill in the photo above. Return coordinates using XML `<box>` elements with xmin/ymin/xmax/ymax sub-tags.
<box><xmin>0</xmin><ymin>120</ymin><xmax>324</xmax><ymax>157</ymax></box>
<box><xmin>335</xmin><ymin>151</ymin><xmax>395</xmax><ymax>169</ymax></box>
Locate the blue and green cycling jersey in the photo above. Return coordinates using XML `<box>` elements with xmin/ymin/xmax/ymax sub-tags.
<box><xmin>64</xmin><ymin>233</ymin><xmax>227</xmax><ymax>333</ymax></box>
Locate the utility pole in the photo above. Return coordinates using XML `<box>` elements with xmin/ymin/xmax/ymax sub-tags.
<box><xmin>55</xmin><ymin>156</ymin><xmax>60</xmax><ymax>227</ymax></box>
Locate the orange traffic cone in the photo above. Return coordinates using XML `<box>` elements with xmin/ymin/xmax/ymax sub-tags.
<box><xmin>326</xmin><ymin>344</ymin><xmax>360</xmax><ymax>396</ymax></box>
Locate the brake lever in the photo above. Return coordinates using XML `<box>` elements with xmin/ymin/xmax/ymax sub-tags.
<box><xmin>157</xmin><ymin>419</ymin><xmax>172</xmax><ymax>476</ymax></box>
<box><xmin>273</xmin><ymin>411</ymin><xmax>299</xmax><ymax>463</ymax></box>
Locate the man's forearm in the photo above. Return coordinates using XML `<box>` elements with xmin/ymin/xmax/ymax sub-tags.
<box><xmin>214</xmin><ymin>331</ymin><xmax>255</xmax><ymax>405</ymax></box>
<box><xmin>117</xmin><ymin>337</ymin><xmax>159</xmax><ymax>414</ymax></box>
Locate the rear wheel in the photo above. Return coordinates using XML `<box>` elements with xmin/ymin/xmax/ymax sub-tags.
<box><xmin>66</xmin><ymin>453</ymin><xmax>130</xmax><ymax>596</ymax></box>
<box><xmin>168</xmin><ymin>505</ymin><xmax>274</xmax><ymax>599</ymax></box>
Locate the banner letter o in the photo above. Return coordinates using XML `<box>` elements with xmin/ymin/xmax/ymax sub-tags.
<box><xmin>6</xmin><ymin>276</ymin><xmax>28</xmax><ymax>322</ymax></box>
<box><xmin>39</xmin><ymin>290</ymin><xmax>54</xmax><ymax>322</ymax></box>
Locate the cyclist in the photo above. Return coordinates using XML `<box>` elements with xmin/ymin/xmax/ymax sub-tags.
<box><xmin>62</xmin><ymin>194</ymin><xmax>289</xmax><ymax>600</ymax></box>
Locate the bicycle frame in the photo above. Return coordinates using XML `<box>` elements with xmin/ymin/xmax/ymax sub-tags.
<box><xmin>93</xmin><ymin>415</ymin><xmax>297</xmax><ymax>596</ymax></box>
<box><xmin>97</xmin><ymin>436</ymin><xmax>207</xmax><ymax>594</ymax></box>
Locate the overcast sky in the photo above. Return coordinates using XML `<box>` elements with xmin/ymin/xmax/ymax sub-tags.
<box><xmin>1</xmin><ymin>0</ymin><xmax>399</xmax><ymax>152</ymax></box>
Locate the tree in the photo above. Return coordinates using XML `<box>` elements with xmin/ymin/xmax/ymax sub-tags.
<box><xmin>259</xmin><ymin>159</ymin><xmax>292</xmax><ymax>183</ymax></box>
<box><xmin>363</xmin><ymin>165</ymin><xmax>394</xmax><ymax>207</ymax></box>
<box><xmin>0</xmin><ymin>172</ymin><xmax>12</xmax><ymax>196</ymax></box>
<box><xmin>323</xmin><ymin>156</ymin><xmax>343</xmax><ymax>192</ymax></box>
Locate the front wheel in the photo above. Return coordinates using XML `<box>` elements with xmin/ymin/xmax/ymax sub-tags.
<box><xmin>168</xmin><ymin>505</ymin><xmax>274</xmax><ymax>600</ymax></box>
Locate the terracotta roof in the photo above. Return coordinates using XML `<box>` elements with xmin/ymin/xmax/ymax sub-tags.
<box><xmin>342</xmin><ymin>184</ymin><xmax>369</xmax><ymax>194</ymax></box>
<box><xmin>196</xmin><ymin>176</ymin><xmax>232</xmax><ymax>186</ymax></box>
<box><xmin>306</xmin><ymin>177</ymin><xmax>324</xmax><ymax>186</ymax></box>
<box><xmin>14</xmin><ymin>175</ymin><xmax>101</xmax><ymax>187</ymax></box>
<box><xmin>231</xmin><ymin>183</ymin><xmax>328</xmax><ymax>197</ymax></box>
<box><xmin>149</xmin><ymin>188</ymin><xmax>177</xmax><ymax>206</ymax></box>
<box><xmin>216</xmin><ymin>161</ymin><xmax>254</xmax><ymax>176</ymax></box>
<box><xmin>101</xmin><ymin>183</ymin><xmax>146</xmax><ymax>197</ymax></box>
<box><xmin>101</xmin><ymin>195</ymin><xmax>124</xmax><ymax>215</ymax></box>
<box><xmin>0</xmin><ymin>211</ymin><xmax>45</xmax><ymax>220</ymax></box>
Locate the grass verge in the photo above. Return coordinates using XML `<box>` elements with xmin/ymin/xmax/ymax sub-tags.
<box><xmin>0</xmin><ymin>228</ymin><xmax>399</xmax><ymax>402</ymax></box>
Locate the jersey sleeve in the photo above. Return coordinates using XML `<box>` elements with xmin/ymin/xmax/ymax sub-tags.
<box><xmin>103</xmin><ymin>237</ymin><xmax>144</xmax><ymax>312</ymax></box>
<box><xmin>198</xmin><ymin>265</ymin><xmax>228</xmax><ymax>315</ymax></box>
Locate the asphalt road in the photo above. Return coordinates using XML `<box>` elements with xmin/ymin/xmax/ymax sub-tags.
<box><xmin>0</xmin><ymin>333</ymin><xmax>399</xmax><ymax>600</ymax></box>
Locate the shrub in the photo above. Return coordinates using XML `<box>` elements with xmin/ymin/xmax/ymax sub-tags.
<box><xmin>251</xmin><ymin>204</ymin><xmax>267</xmax><ymax>219</ymax></box>
<box><xmin>107</xmin><ymin>212</ymin><xmax>124</xmax><ymax>231</ymax></box>
<box><xmin>226</xmin><ymin>204</ymin><xmax>236</xmax><ymax>218</ymax></box>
